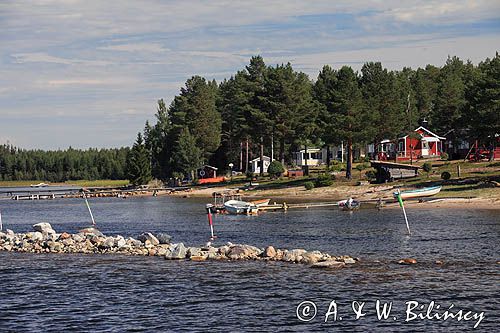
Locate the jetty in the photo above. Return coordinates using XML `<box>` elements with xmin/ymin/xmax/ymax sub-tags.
<box><xmin>370</xmin><ymin>160</ymin><xmax>420</xmax><ymax>183</ymax></box>
<box><xmin>0</xmin><ymin>223</ymin><xmax>358</xmax><ymax>269</ymax></box>
<box><xmin>0</xmin><ymin>185</ymin><xmax>191</xmax><ymax>200</ymax></box>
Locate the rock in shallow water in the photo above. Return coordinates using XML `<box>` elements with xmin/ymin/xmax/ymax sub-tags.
<box><xmin>398</xmin><ymin>258</ymin><xmax>417</xmax><ymax>265</ymax></box>
<box><xmin>311</xmin><ymin>260</ymin><xmax>345</xmax><ymax>269</ymax></box>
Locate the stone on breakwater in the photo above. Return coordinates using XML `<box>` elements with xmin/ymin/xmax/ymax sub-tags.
<box><xmin>300</xmin><ymin>251</ymin><xmax>323</xmax><ymax>264</ymax></box>
<box><xmin>137</xmin><ymin>233</ymin><xmax>159</xmax><ymax>246</ymax></box>
<box><xmin>33</xmin><ymin>223</ymin><xmax>55</xmax><ymax>234</ymax></box>
<box><xmin>156</xmin><ymin>233</ymin><xmax>172</xmax><ymax>245</ymax></box>
<box><xmin>58</xmin><ymin>232</ymin><xmax>72</xmax><ymax>240</ymax></box>
<box><xmin>79</xmin><ymin>227</ymin><xmax>104</xmax><ymax>237</ymax></box>
<box><xmin>263</xmin><ymin>246</ymin><xmax>276</xmax><ymax>258</ymax></box>
<box><xmin>283</xmin><ymin>249</ymin><xmax>307</xmax><ymax>262</ymax></box>
<box><xmin>227</xmin><ymin>244</ymin><xmax>261</xmax><ymax>260</ymax></box>
<box><xmin>165</xmin><ymin>243</ymin><xmax>186</xmax><ymax>260</ymax></box>
<box><xmin>1</xmin><ymin>227</ymin><xmax>357</xmax><ymax>269</ymax></box>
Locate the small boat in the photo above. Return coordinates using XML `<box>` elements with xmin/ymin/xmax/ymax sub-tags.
<box><xmin>393</xmin><ymin>185</ymin><xmax>442</xmax><ymax>200</ymax></box>
<box><xmin>224</xmin><ymin>200</ymin><xmax>258</xmax><ymax>215</ymax></box>
<box><xmin>30</xmin><ymin>182</ymin><xmax>49</xmax><ymax>188</ymax></box>
<box><xmin>338</xmin><ymin>198</ymin><xmax>361</xmax><ymax>211</ymax></box>
<box><xmin>249</xmin><ymin>198</ymin><xmax>271</xmax><ymax>207</ymax></box>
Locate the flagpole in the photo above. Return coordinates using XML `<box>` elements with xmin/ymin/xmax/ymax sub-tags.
<box><xmin>397</xmin><ymin>189</ymin><xmax>411</xmax><ymax>235</ymax></box>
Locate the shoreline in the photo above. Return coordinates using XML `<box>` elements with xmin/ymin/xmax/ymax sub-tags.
<box><xmin>172</xmin><ymin>184</ymin><xmax>500</xmax><ymax>210</ymax></box>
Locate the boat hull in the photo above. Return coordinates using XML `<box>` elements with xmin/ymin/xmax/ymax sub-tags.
<box><xmin>224</xmin><ymin>200</ymin><xmax>258</xmax><ymax>215</ymax></box>
<box><xmin>394</xmin><ymin>186</ymin><xmax>442</xmax><ymax>200</ymax></box>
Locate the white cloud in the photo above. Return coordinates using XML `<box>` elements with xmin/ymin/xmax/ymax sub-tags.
<box><xmin>0</xmin><ymin>0</ymin><xmax>498</xmax><ymax>149</ymax></box>
<box><xmin>98</xmin><ymin>42</ymin><xmax>170</xmax><ymax>53</ymax></box>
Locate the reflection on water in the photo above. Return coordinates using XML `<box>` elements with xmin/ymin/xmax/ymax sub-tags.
<box><xmin>0</xmin><ymin>196</ymin><xmax>498</xmax><ymax>331</ymax></box>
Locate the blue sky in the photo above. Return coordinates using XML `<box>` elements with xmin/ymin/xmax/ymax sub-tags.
<box><xmin>1</xmin><ymin>0</ymin><xmax>499</xmax><ymax>149</ymax></box>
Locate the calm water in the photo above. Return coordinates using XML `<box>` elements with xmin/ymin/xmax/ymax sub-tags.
<box><xmin>0</xmin><ymin>195</ymin><xmax>499</xmax><ymax>332</ymax></box>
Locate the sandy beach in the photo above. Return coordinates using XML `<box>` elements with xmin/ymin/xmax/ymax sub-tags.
<box><xmin>171</xmin><ymin>183</ymin><xmax>500</xmax><ymax>210</ymax></box>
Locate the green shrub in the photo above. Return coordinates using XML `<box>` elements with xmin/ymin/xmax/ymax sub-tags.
<box><xmin>441</xmin><ymin>171</ymin><xmax>451</xmax><ymax>180</ymax></box>
<box><xmin>422</xmin><ymin>162</ymin><xmax>432</xmax><ymax>178</ymax></box>
<box><xmin>329</xmin><ymin>161</ymin><xmax>346</xmax><ymax>172</ymax></box>
<box><xmin>315</xmin><ymin>173</ymin><xmax>334</xmax><ymax>187</ymax></box>
<box><xmin>268</xmin><ymin>160</ymin><xmax>285</xmax><ymax>178</ymax></box>
<box><xmin>304</xmin><ymin>181</ymin><xmax>315</xmax><ymax>190</ymax></box>
<box><xmin>440</xmin><ymin>152</ymin><xmax>449</xmax><ymax>160</ymax></box>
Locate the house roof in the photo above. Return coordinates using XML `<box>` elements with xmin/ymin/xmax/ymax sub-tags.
<box><xmin>399</xmin><ymin>126</ymin><xmax>445</xmax><ymax>140</ymax></box>
<box><xmin>198</xmin><ymin>165</ymin><xmax>218</xmax><ymax>170</ymax></box>
<box><xmin>250</xmin><ymin>156</ymin><xmax>271</xmax><ymax>162</ymax></box>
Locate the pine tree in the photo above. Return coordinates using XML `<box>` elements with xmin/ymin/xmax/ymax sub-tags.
<box><xmin>126</xmin><ymin>133</ymin><xmax>152</xmax><ymax>185</ymax></box>
<box><xmin>466</xmin><ymin>53</ymin><xmax>500</xmax><ymax>142</ymax></box>
<box><xmin>171</xmin><ymin>127</ymin><xmax>203</xmax><ymax>179</ymax></box>
<box><xmin>329</xmin><ymin>66</ymin><xmax>368</xmax><ymax>179</ymax></box>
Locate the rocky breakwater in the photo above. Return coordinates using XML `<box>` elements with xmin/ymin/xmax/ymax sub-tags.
<box><xmin>0</xmin><ymin>223</ymin><xmax>358</xmax><ymax>269</ymax></box>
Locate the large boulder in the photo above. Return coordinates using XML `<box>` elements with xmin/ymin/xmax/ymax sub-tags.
<box><xmin>283</xmin><ymin>249</ymin><xmax>307</xmax><ymax>262</ymax></box>
<box><xmin>137</xmin><ymin>232</ymin><xmax>159</xmax><ymax>246</ymax></box>
<box><xmin>31</xmin><ymin>231</ymin><xmax>44</xmax><ymax>242</ymax></box>
<box><xmin>227</xmin><ymin>244</ymin><xmax>261</xmax><ymax>260</ymax></box>
<box><xmin>156</xmin><ymin>233</ymin><xmax>172</xmax><ymax>245</ymax></box>
<box><xmin>186</xmin><ymin>247</ymin><xmax>202</xmax><ymax>257</ymax></box>
<box><xmin>263</xmin><ymin>246</ymin><xmax>277</xmax><ymax>258</ymax></box>
<box><xmin>165</xmin><ymin>243</ymin><xmax>187</xmax><ymax>260</ymax></box>
<box><xmin>300</xmin><ymin>251</ymin><xmax>323</xmax><ymax>264</ymax></box>
<box><xmin>114</xmin><ymin>236</ymin><xmax>126</xmax><ymax>249</ymax></box>
<box><xmin>33</xmin><ymin>223</ymin><xmax>56</xmax><ymax>234</ymax></box>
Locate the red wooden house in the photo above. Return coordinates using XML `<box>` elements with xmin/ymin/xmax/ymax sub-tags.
<box><xmin>396</xmin><ymin>126</ymin><xmax>446</xmax><ymax>161</ymax></box>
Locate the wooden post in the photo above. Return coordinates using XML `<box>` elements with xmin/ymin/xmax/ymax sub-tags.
<box><xmin>457</xmin><ymin>165</ymin><xmax>461</xmax><ymax>178</ymax></box>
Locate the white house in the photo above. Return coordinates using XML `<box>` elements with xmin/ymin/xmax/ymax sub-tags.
<box><xmin>292</xmin><ymin>144</ymin><xmax>365</xmax><ymax>167</ymax></box>
<box><xmin>249</xmin><ymin>156</ymin><xmax>271</xmax><ymax>174</ymax></box>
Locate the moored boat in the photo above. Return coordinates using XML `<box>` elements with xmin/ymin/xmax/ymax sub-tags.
<box><xmin>224</xmin><ymin>200</ymin><xmax>258</xmax><ymax>215</ymax></box>
<box><xmin>393</xmin><ymin>185</ymin><xmax>442</xmax><ymax>200</ymax></box>
<box><xmin>249</xmin><ymin>198</ymin><xmax>271</xmax><ymax>207</ymax></box>
<box><xmin>30</xmin><ymin>182</ymin><xmax>49</xmax><ymax>188</ymax></box>
<box><xmin>338</xmin><ymin>198</ymin><xmax>361</xmax><ymax>211</ymax></box>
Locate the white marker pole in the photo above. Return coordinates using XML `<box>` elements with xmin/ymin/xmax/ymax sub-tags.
<box><xmin>397</xmin><ymin>189</ymin><xmax>411</xmax><ymax>235</ymax></box>
<box><xmin>83</xmin><ymin>192</ymin><xmax>96</xmax><ymax>226</ymax></box>
<box><xmin>0</xmin><ymin>209</ymin><xmax>3</xmax><ymax>231</ymax></box>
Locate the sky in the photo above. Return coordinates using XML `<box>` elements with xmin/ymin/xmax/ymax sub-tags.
<box><xmin>1</xmin><ymin>0</ymin><xmax>499</xmax><ymax>150</ymax></box>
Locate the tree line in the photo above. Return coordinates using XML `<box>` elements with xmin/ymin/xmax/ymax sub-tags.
<box><xmin>1</xmin><ymin>53</ymin><xmax>498</xmax><ymax>184</ymax></box>
<box><xmin>132</xmin><ymin>53</ymin><xmax>499</xmax><ymax>182</ymax></box>
<box><xmin>0</xmin><ymin>145</ymin><xmax>129</xmax><ymax>182</ymax></box>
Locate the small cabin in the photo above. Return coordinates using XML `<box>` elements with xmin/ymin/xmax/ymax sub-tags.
<box><xmin>397</xmin><ymin>126</ymin><xmax>445</xmax><ymax>161</ymax></box>
<box><xmin>292</xmin><ymin>148</ymin><xmax>323</xmax><ymax>166</ymax></box>
<box><xmin>249</xmin><ymin>156</ymin><xmax>271</xmax><ymax>174</ymax></box>
<box><xmin>197</xmin><ymin>165</ymin><xmax>218</xmax><ymax>179</ymax></box>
